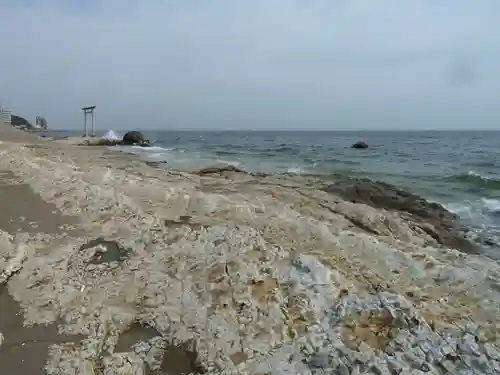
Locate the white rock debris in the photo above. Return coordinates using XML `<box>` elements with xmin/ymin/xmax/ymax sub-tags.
<box><xmin>0</xmin><ymin>231</ymin><xmax>31</xmax><ymax>284</ymax></box>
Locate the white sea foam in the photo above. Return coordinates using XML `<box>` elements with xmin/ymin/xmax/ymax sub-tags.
<box><xmin>130</xmin><ymin>145</ymin><xmax>170</xmax><ymax>152</ymax></box>
<box><xmin>287</xmin><ymin>166</ymin><xmax>305</xmax><ymax>174</ymax></box>
<box><xmin>467</xmin><ymin>170</ymin><xmax>500</xmax><ymax>182</ymax></box>
<box><xmin>102</xmin><ymin>129</ymin><xmax>120</xmax><ymax>141</ymax></box>
<box><xmin>214</xmin><ymin>159</ymin><xmax>241</xmax><ymax>167</ymax></box>
<box><xmin>447</xmin><ymin>198</ymin><xmax>500</xmax><ymax>251</ymax></box>
<box><xmin>448</xmin><ymin>198</ymin><xmax>500</xmax><ymax>217</ymax></box>
<box><xmin>482</xmin><ymin>198</ymin><xmax>500</xmax><ymax>213</ymax></box>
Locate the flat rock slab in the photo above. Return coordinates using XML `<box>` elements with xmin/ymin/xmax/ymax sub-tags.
<box><xmin>0</xmin><ymin>170</ymin><xmax>86</xmax><ymax>373</ymax></box>
<box><xmin>0</xmin><ymin>285</ymin><xmax>84</xmax><ymax>375</ymax></box>
<box><xmin>324</xmin><ymin>177</ymin><xmax>477</xmax><ymax>254</ymax></box>
<box><xmin>0</xmin><ymin>170</ymin><xmax>79</xmax><ymax>234</ymax></box>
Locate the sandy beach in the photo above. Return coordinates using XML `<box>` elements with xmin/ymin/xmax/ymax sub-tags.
<box><xmin>1</xmin><ymin>122</ymin><xmax>500</xmax><ymax>374</ymax></box>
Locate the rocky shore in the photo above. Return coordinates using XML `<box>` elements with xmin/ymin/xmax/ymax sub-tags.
<box><xmin>0</xmin><ymin>130</ymin><xmax>500</xmax><ymax>374</ymax></box>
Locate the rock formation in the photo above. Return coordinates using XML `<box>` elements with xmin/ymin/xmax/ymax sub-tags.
<box><xmin>122</xmin><ymin>131</ymin><xmax>150</xmax><ymax>147</ymax></box>
<box><xmin>323</xmin><ymin>177</ymin><xmax>476</xmax><ymax>253</ymax></box>
<box><xmin>351</xmin><ymin>141</ymin><xmax>369</xmax><ymax>149</ymax></box>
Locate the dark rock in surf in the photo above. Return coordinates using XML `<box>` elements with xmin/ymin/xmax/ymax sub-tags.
<box><xmin>476</xmin><ymin>236</ymin><xmax>499</xmax><ymax>247</ymax></box>
<box><xmin>351</xmin><ymin>141</ymin><xmax>369</xmax><ymax>149</ymax></box>
<box><xmin>195</xmin><ymin>165</ymin><xmax>246</xmax><ymax>176</ymax></box>
<box><xmin>323</xmin><ymin>178</ymin><xmax>478</xmax><ymax>254</ymax></box>
<box><xmin>145</xmin><ymin>160</ymin><xmax>167</xmax><ymax>168</ymax></box>
<box><xmin>122</xmin><ymin>131</ymin><xmax>145</xmax><ymax>145</ymax></box>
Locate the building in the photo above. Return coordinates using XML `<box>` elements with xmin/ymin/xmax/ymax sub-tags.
<box><xmin>0</xmin><ymin>105</ymin><xmax>12</xmax><ymax>124</ymax></box>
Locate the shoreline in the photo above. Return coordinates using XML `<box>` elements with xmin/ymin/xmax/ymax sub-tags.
<box><xmin>1</xmin><ymin>128</ymin><xmax>500</xmax><ymax>373</ymax></box>
<box><xmin>70</xmin><ymin>135</ymin><xmax>500</xmax><ymax>256</ymax></box>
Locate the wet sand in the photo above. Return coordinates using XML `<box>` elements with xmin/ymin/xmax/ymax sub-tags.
<box><xmin>0</xmin><ymin>170</ymin><xmax>83</xmax><ymax>374</ymax></box>
<box><xmin>0</xmin><ymin>284</ymin><xmax>85</xmax><ymax>375</ymax></box>
<box><xmin>0</xmin><ymin>121</ymin><xmax>85</xmax><ymax>373</ymax></box>
<box><xmin>0</xmin><ymin>124</ymin><xmax>208</xmax><ymax>374</ymax></box>
<box><xmin>0</xmin><ymin>171</ymin><xmax>78</xmax><ymax>234</ymax></box>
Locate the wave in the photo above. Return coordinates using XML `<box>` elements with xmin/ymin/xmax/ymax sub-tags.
<box><xmin>447</xmin><ymin>198</ymin><xmax>500</xmax><ymax>224</ymax></box>
<box><xmin>113</xmin><ymin>145</ymin><xmax>173</xmax><ymax>165</ymax></box>
<box><xmin>275</xmin><ymin>146</ymin><xmax>297</xmax><ymax>153</ymax></box>
<box><xmin>115</xmin><ymin>145</ymin><xmax>172</xmax><ymax>154</ymax></box>
<box><xmin>131</xmin><ymin>145</ymin><xmax>171</xmax><ymax>153</ymax></box>
<box><xmin>214</xmin><ymin>159</ymin><xmax>241</xmax><ymax>167</ymax></box>
<box><xmin>215</xmin><ymin>150</ymin><xmax>240</xmax><ymax>156</ymax></box>
<box><xmin>463</xmin><ymin>161</ymin><xmax>497</xmax><ymax>168</ymax></box>
<box><xmin>102</xmin><ymin>129</ymin><xmax>121</xmax><ymax>141</ymax></box>
<box><xmin>482</xmin><ymin>198</ymin><xmax>500</xmax><ymax>215</ymax></box>
<box><xmin>287</xmin><ymin>167</ymin><xmax>305</xmax><ymax>174</ymax></box>
<box><xmin>445</xmin><ymin>170</ymin><xmax>500</xmax><ymax>190</ymax></box>
<box><xmin>447</xmin><ymin>198</ymin><xmax>500</xmax><ymax>252</ymax></box>
<box><xmin>256</xmin><ymin>146</ymin><xmax>300</xmax><ymax>155</ymax></box>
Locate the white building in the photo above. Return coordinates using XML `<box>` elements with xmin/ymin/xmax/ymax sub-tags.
<box><xmin>0</xmin><ymin>104</ymin><xmax>12</xmax><ymax>124</ymax></box>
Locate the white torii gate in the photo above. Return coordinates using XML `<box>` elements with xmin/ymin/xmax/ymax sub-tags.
<box><xmin>82</xmin><ymin>105</ymin><xmax>96</xmax><ymax>137</ymax></box>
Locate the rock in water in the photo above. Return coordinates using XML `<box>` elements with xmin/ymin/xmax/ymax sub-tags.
<box><xmin>323</xmin><ymin>178</ymin><xmax>477</xmax><ymax>253</ymax></box>
<box><xmin>195</xmin><ymin>165</ymin><xmax>246</xmax><ymax>176</ymax></box>
<box><xmin>351</xmin><ymin>141</ymin><xmax>368</xmax><ymax>149</ymax></box>
<box><xmin>122</xmin><ymin>131</ymin><xmax>145</xmax><ymax>145</ymax></box>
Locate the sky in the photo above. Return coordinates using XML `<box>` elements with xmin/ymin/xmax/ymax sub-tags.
<box><xmin>0</xmin><ymin>0</ymin><xmax>499</xmax><ymax>130</ymax></box>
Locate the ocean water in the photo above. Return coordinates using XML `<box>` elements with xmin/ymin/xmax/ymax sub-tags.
<box><xmin>47</xmin><ymin>130</ymin><xmax>500</xmax><ymax>245</ymax></box>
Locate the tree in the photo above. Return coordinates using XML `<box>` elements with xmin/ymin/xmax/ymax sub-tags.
<box><xmin>36</xmin><ymin>116</ymin><xmax>48</xmax><ymax>129</ymax></box>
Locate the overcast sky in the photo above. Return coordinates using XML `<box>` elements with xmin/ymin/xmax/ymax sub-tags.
<box><xmin>0</xmin><ymin>1</ymin><xmax>499</xmax><ymax>130</ymax></box>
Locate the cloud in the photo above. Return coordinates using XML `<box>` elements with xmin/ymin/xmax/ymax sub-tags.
<box><xmin>1</xmin><ymin>0</ymin><xmax>499</xmax><ymax>129</ymax></box>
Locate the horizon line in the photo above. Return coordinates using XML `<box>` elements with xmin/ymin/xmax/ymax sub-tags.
<box><xmin>48</xmin><ymin>128</ymin><xmax>500</xmax><ymax>132</ymax></box>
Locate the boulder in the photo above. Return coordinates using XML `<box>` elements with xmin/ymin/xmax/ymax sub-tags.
<box><xmin>323</xmin><ymin>178</ymin><xmax>477</xmax><ymax>254</ymax></box>
<box><xmin>351</xmin><ymin>141</ymin><xmax>368</xmax><ymax>149</ymax></box>
<box><xmin>122</xmin><ymin>131</ymin><xmax>145</xmax><ymax>145</ymax></box>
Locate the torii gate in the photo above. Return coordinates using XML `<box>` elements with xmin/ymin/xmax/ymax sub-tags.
<box><xmin>82</xmin><ymin>105</ymin><xmax>96</xmax><ymax>137</ymax></box>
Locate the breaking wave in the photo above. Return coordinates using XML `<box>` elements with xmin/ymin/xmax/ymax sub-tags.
<box><xmin>446</xmin><ymin>171</ymin><xmax>500</xmax><ymax>190</ymax></box>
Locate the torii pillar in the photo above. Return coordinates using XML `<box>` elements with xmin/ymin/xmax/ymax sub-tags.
<box><xmin>82</xmin><ymin>105</ymin><xmax>96</xmax><ymax>137</ymax></box>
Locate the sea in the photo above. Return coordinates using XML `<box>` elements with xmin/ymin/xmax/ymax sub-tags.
<box><xmin>46</xmin><ymin>129</ymin><xmax>500</xmax><ymax>249</ymax></box>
